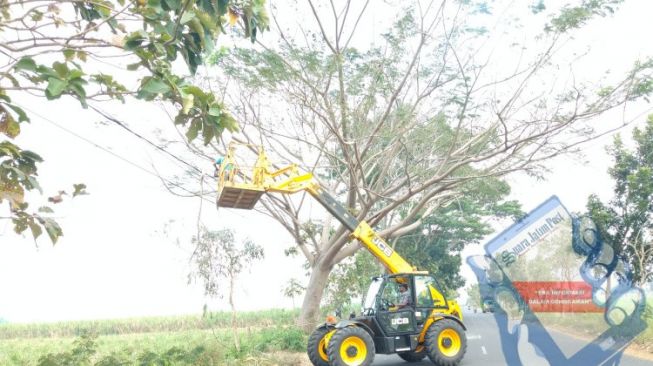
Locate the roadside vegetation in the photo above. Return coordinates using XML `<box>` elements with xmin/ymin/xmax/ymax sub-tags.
<box><xmin>537</xmin><ymin>294</ymin><xmax>653</xmax><ymax>355</ymax></box>
<box><xmin>0</xmin><ymin>310</ymin><xmax>306</xmax><ymax>366</ymax></box>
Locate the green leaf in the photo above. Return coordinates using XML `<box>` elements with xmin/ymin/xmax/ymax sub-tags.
<box><xmin>217</xmin><ymin>0</ymin><xmax>228</xmax><ymax>15</ymax></box>
<box><xmin>163</xmin><ymin>0</ymin><xmax>182</xmax><ymax>10</ymax></box>
<box><xmin>186</xmin><ymin>118</ymin><xmax>201</xmax><ymax>141</ymax></box>
<box><xmin>68</xmin><ymin>69</ymin><xmax>84</xmax><ymax>80</ymax></box>
<box><xmin>202</xmin><ymin>120</ymin><xmax>215</xmax><ymax>145</ymax></box>
<box><xmin>20</xmin><ymin>150</ymin><xmax>43</xmax><ymax>163</ymax></box>
<box><xmin>73</xmin><ymin>183</ymin><xmax>88</xmax><ymax>197</ymax></box>
<box><xmin>42</xmin><ymin>218</ymin><xmax>63</xmax><ymax>244</ymax></box>
<box><xmin>126</xmin><ymin>62</ymin><xmax>142</xmax><ymax>71</ymax></box>
<box><xmin>181</xmin><ymin>93</ymin><xmax>194</xmax><ymax>114</ymax></box>
<box><xmin>45</xmin><ymin>78</ymin><xmax>67</xmax><ymax>98</ymax></box>
<box><xmin>188</xmin><ymin>18</ymin><xmax>206</xmax><ymax>48</ymax></box>
<box><xmin>181</xmin><ymin>85</ymin><xmax>205</xmax><ymax>98</ymax></box>
<box><xmin>124</xmin><ymin>30</ymin><xmax>148</xmax><ymax>50</ymax></box>
<box><xmin>63</xmin><ymin>49</ymin><xmax>75</xmax><ymax>61</ymax></box>
<box><xmin>68</xmin><ymin>81</ymin><xmax>87</xmax><ymax>99</ymax></box>
<box><xmin>6</xmin><ymin>104</ymin><xmax>29</xmax><ymax>122</ymax></box>
<box><xmin>26</xmin><ymin>176</ymin><xmax>42</xmax><ymax>193</ymax></box>
<box><xmin>0</xmin><ymin>106</ymin><xmax>20</xmax><ymax>138</ymax></box>
<box><xmin>180</xmin><ymin>9</ymin><xmax>195</xmax><ymax>24</ymax></box>
<box><xmin>15</xmin><ymin>57</ymin><xmax>37</xmax><ymax>72</ymax></box>
<box><xmin>141</xmin><ymin>77</ymin><xmax>171</xmax><ymax>95</ymax></box>
<box><xmin>38</xmin><ymin>206</ymin><xmax>54</xmax><ymax>213</ymax></box>
<box><xmin>174</xmin><ymin>113</ymin><xmax>188</xmax><ymax>125</ymax></box>
<box><xmin>208</xmin><ymin>105</ymin><xmax>222</xmax><ymax>117</ymax></box>
<box><xmin>198</xmin><ymin>0</ymin><xmax>215</xmax><ymax>13</ymax></box>
<box><xmin>53</xmin><ymin>62</ymin><xmax>69</xmax><ymax>78</ymax></box>
<box><xmin>222</xmin><ymin>113</ymin><xmax>239</xmax><ymax>132</ymax></box>
<box><xmin>28</xmin><ymin>221</ymin><xmax>43</xmax><ymax>239</ymax></box>
<box><xmin>76</xmin><ymin>51</ymin><xmax>88</xmax><ymax>62</ymax></box>
<box><xmin>0</xmin><ymin>141</ymin><xmax>21</xmax><ymax>156</ymax></box>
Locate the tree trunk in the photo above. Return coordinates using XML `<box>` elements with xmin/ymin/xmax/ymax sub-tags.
<box><xmin>229</xmin><ymin>274</ymin><xmax>240</xmax><ymax>352</ymax></box>
<box><xmin>297</xmin><ymin>262</ymin><xmax>332</xmax><ymax>332</ymax></box>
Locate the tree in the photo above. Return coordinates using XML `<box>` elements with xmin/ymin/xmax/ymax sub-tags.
<box><xmin>189</xmin><ymin>227</ymin><xmax>264</xmax><ymax>351</ymax></box>
<box><xmin>283</xmin><ymin>278</ymin><xmax>306</xmax><ymax>309</ymax></box>
<box><xmin>586</xmin><ymin>115</ymin><xmax>653</xmax><ymax>285</ymax></box>
<box><xmin>394</xmin><ymin>179</ymin><xmax>521</xmax><ymax>291</ymax></box>
<box><xmin>466</xmin><ymin>283</ymin><xmax>481</xmax><ymax>309</ymax></box>
<box><xmin>0</xmin><ymin>0</ymin><xmax>269</xmax><ymax>243</ymax></box>
<box><xmin>323</xmin><ymin>177</ymin><xmax>522</xmax><ymax>313</ymax></box>
<box><xmin>198</xmin><ymin>0</ymin><xmax>652</xmax><ymax>329</ymax></box>
<box><xmin>322</xmin><ymin>250</ymin><xmax>379</xmax><ymax>316</ymax></box>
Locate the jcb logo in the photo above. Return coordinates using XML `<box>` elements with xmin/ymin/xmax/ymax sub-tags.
<box><xmin>372</xmin><ymin>237</ymin><xmax>394</xmax><ymax>257</ymax></box>
<box><xmin>391</xmin><ymin>318</ymin><xmax>409</xmax><ymax>325</ymax></box>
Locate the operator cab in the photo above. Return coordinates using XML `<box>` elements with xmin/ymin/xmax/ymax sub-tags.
<box><xmin>356</xmin><ymin>273</ymin><xmax>454</xmax><ymax>354</ymax></box>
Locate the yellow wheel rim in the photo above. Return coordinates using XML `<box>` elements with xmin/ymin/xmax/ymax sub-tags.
<box><xmin>339</xmin><ymin>336</ymin><xmax>368</xmax><ymax>366</ymax></box>
<box><xmin>437</xmin><ymin>329</ymin><xmax>462</xmax><ymax>358</ymax></box>
<box><xmin>318</xmin><ymin>331</ymin><xmax>334</xmax><ymax>362</ymax></box>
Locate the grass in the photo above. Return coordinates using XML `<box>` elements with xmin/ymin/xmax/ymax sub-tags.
<box><xmin>0</xmin><ymin>309</ymin><xmax>307</xmax><ymax>366</ymax></box>
<box><xmin>0</xmin><ymin>309</ymin><xmax>299</xmax><ymax>339</ymax></box>
<box><xmin>536</xmin><ymin>294</ymin><xmax>653</xmax><ymax>354</ymax></box>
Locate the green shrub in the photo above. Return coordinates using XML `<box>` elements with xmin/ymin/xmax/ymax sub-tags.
<box><xmin>29</xmin><ymin>326</ymin><xmax>303</xmax><ymax>366</ymax></box>
<box><xmin>223</xmin><ymin>326</ymin><xmax>306</xmax><ymax>360</ymax></box>
<box><xmin>37</xmin><ymin>332</ymin><xmax>97</xmax><ymax>366</ymax></box>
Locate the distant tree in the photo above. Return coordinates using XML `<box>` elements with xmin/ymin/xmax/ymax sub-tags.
<box><xmin>283</xmin><ymin>278</ymin><xmax>306</xmax><ymax>309</ymax></box>
<box><xmin>586</xmin><ymin>116</ymin><xmax>653</xmax><ymax>285</ymax></box>
<box><xmin>189</xmin><ymin>227</ymin><xmax>264</xmax><ymax>352</ymax></box>
<box><xmin>466</xmin><ymin>283</ymin><xmax>481</xmax><ymax>309</ymax></box>
<box><xmin>0</xmin><ymin>0</ymin><xmax>269</xmax><ymax>243</ymax></box>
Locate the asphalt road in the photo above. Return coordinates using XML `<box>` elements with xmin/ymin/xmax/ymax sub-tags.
<box><xmin>371</xmin><ymin>311</ymin><xmax>653</xmax><ymax>366</ymax></box>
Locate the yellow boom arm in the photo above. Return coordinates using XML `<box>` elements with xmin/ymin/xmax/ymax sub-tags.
<box><xmin>216</xmin><ymin>144</ymin><xmax>417</xmax><ymax>274</ymax></box>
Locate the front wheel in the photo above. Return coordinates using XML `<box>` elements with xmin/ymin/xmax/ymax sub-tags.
<box><xmin>398</xmin><ymin>350</ymin><xmax>426</xmax><ymax>362</ymax></box>
<box><xmin>424</xmin><ymin>319</ymin><xmax>467</xmax><ymax>366</ymax></box>
<box><xmin>307</xmin><ymin>327</ymin><xmax>331</xmax><ymax>366</ymax></box>
<box><xmin>327</xmin><ymin>326</ymin><xmax>375</xmax><ymax>366</ymax></box>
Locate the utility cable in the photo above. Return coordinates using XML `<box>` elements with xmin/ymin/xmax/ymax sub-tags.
<box><xmin>17</xmin><ymin>104</ymin><xmax>217</xmax><ymax>204</ymax></box>
<box><xmin>88</xmin><ymin>103</ymin><xmax>203</xmax><ymax>175</ymax></box>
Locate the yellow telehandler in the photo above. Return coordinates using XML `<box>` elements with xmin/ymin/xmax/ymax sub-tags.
<box><xmin>215</xmin><ymin>143</ymin><xmax>467</xmax><ymax>366</ymax></box>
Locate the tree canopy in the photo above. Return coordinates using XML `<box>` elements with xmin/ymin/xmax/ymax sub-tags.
<box><xmin>586</xmin><ymin>115</ymin><xmax>653</xmax><ymax>285</ymax></box>
<box><xmin>0</xmin><ymin>0</ymin><xmax>269</xmax><ymax>243</ymax></box>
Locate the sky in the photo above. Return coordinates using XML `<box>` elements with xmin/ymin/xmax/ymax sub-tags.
<box><xmin>1</xmin><ymin>0</ymin><xmax>652</xmax><ymax>323</ymax></box>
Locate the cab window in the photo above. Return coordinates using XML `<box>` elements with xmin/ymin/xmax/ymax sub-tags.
<box><xmin>378</xmin><ymin>277</ymin><xmax>409</xmax><ymax>310</ymax></box>
<box><xmin>415</xmin><ymin>276</ymin><xmax>434</xmax><ymax>307</ymax></box>
<box><xmin>380</xmin><ymin>282</ymin><xmax>400</xmax><ymax>305</ymax></box>
<box><xmin>414</xmin><ymin>275</ymin><xmax>446</xmax><ymax>308</ymax></box>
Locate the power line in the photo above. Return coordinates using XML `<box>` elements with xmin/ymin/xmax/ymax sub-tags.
<box><xmin>18</xmin><ymin>104</ymin><xmax>218</xmax><ymax>205</ymax></box>
<box><xmin>88</xmin><ymin>104</ymin><xmax>204</xmax><ymax>175</ymax></box>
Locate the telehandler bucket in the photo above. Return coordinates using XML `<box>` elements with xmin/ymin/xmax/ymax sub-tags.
<box><xmin>217</xmin><ymin>184</ymin><xmax>264</xmax><ymax>209</ymax></box>
<box><xmin>216</xmin><ymin>143</ymin><xmax>268</xmax><ymax>210</ymax></box>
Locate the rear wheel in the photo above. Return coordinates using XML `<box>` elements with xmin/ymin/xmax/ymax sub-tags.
<box><xmin>424</xmin><ymin>319</ymin><xmax>467</xmax><ymax>366</ymax></box>
<box><xmin>327</xmin><ymin>326</ymin><xmax>375</xmax><ymax>366</ymax></box>
<box><xmin>307</xmin><ymin>327</ymin><xmax>331</xmax><ymax>366</ymax></box>
<box><xmin>398</xmin><ymin>350</ymin><xmax>426</xmax><ymax>362</ymax></box>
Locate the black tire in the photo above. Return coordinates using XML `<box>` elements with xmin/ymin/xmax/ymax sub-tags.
<box><xmin>327</xmin><ymin>326</ymin><xmax>375</xmax><ymax>366</ymax></box>
<box><xmin>424</xmin><ymin>319</ymin><xmax>467</xmax><ymax>366</ymax></box>
<box><xmin>398</xmin><ymin>350</ymin><xmax>427</xmax><ymax>362</ymax></box>
<box><xmin>307</xmin><ymin>327</ymin><xmax>331</xmax><ymax>366</ymax></box>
